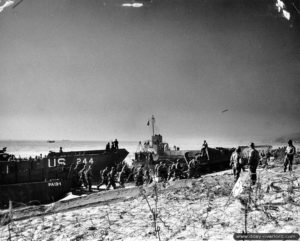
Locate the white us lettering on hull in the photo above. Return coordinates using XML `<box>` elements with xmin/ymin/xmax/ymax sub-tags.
<box><xmin>48</xmin><ymin>158</ymin><xmax>66</xmax><ymax>168</ymax></box>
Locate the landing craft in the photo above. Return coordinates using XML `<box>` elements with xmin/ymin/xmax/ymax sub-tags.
<box><xmin>133</xmin><ymin>115</ymin><xmax>234</xmax><ymax>174</ymax></box>
<box><xmin>0</xmin><ymin>147</ymin><xmax>128</xmax><ymax>207</ymax></box>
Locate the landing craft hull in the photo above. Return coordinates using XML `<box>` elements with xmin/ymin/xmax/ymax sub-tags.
<box><xmin>47</xmin><ymin>149</ymin><xmax>129</xmax><ymax>182</ymax></box>
<box><xmin>0</xmin><ymin>148</ymin><xmax>128</xmax><ymax>207</ymax></box>
<box><xmin>135</xmin><ymin>148</ymin><xmax>233</xmax><ymax>174</ymax></box>
<box><xmin>0</xmin><ymin>179</ymin><xmax>72</xmax><ymax>208</ymax></box>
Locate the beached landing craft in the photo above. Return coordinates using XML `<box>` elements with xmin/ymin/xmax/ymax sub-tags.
<box><xmin>133</xmin><ymin>116</ymin><xmax>234</xmax><ymax>174</ymax></box>
<box><xmin>0</xmin><ymin>148</ymin><xmax>128</xmax><ymax>208</ymax></box>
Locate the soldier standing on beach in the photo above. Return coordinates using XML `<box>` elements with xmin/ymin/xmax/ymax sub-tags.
<box><xmin>266</xmin><ymin>149</ymin><xmax>271</xmax><ymax>166</ymax></box>
<box><xmin>175</xmin><ymin>159</ymin><xmax>182</xmax><ymax>179</ymax></box>
<box><xmin>248</xmin><ymin>143</ymin><xmax>260</xmax><ymax>185</ymax></box>
<box><xmin>78</xmin><ymin>165</ymin><xmax>88</xmax><ymax>188</ymax></box>
<box><xmin>284</xmin><ymin>140</ymin><xmax>296</xmax><ymax>172</ymax></box>
<box><xmin>168</xmin><ymin>162</ymin><xmax>176</xmax><ymax>180</ymax></box>
<box><xmin>97</xmin><ymin>167</ymin><xmax>109</xmax><ymax>189</ymax></box>
<box><xmin>144</xmin><ymin>169</ymin><xmax>152</xmax><ymax>184</ymax></box>
<box><xmin>85</xmin><ymin>164</ymin><xmax>93</xmax><ymax>192</ymax></box>
<box><xmin>118</xmin><ymin>167</ymin><xmax>127</xmax><ymax>188</ymax></box>
<box><xmin>188</xmin><ymin>158</ymin><xmax>197</xmax><ymax>178</ymax></box>
<box><xmin>161</xmin><ymin>163</ymin><xmax>168</xmax><ymax>182</ymax></box>
<box><xmin>155</xmin><ymin>162</ymin><xmax>162</xmax><ymax>177</ymax></box>
<box><xmin>135</xmin><ymin>167</ymin><xmax>144</xmax><ymax>186</ymax></box>
<box><xmin>230</xmin><ymin>147</ymin><xmax>242</xmax><ymax>182</ymax></box>
<box><xmin>72</xmin><ymin>162</ymin><xmax>85</xmax><ymax>187</ymax></box>
<box><xmin>107</xmin><ymin>167</ymin><xmax>117</xmax><ymax>190</ymax></box>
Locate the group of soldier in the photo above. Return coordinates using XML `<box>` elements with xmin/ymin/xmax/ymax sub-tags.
<box><xmin>73</xmin><ymin>161</ymin><xmax>94</xmax><ymax>192</ymax></box>
<box><xmin>154</xmin><ymin>158</ymin><xmax>202</xmax><ymax>181</ymax></box>
<box><xmin>230</xmin><ymin>140</ymin><xmax>297</xmax><ymax>185</ymax></box>
<box><xmin>95</xmin><ymin>163</ymin><xmax>153</xmax><ymax>189</ymax></box>
<box><xmin>105</xmin><ymin>139</ymin><xmax>119</xmax><ymax>151</ymax></box>
<box><xmin>73</xmin><ymin>139</ymin><xmax>297</xmax><ymax>192</ymax></box>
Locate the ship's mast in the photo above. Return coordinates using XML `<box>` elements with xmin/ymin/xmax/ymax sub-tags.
<box><xmin>151</xmin><ymin>115</ymin><xmax>155</xmax><ymax>137</ymax></box>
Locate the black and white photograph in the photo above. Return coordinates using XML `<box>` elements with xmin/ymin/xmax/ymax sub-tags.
<box><xmin>0</xmin><ymin>0</ymin><xmax>300</xmax><ymax>240</ymax></box>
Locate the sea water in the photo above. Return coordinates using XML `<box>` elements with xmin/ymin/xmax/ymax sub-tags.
<box><xmin>0</xmin><ymin>140</ymin><xmax>297</xmax><ymax>164</ymax></box>
<box><xmin>0</xmin><ymin>140</ymin><xmax>139</xmax><ymax>164</ymax></box>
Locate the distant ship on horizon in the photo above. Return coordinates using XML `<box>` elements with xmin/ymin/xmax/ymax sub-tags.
<box><xmin>47</xmin><ymin>140</ymin><xmax>55</xmax><ymax>143</ymax></box>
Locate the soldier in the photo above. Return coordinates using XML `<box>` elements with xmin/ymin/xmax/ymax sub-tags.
<box><xmin>155</xmin><ymin>162</ymin><xmax>162</xmax><ymax>177</ymax></box>
<box><xmin>156</xmin><ymin>162</ymin><xmax>165</xmax><ymax>182</ymax></box>
<box><xmin>111</xmin><ymin>142</ymin><xmax>115</xmax><ymax>150</ymax></box>
<box><xmin>114</xmin><ymin>139</ymin><xmax>119</xmax><ymax>149</ymax></box>
<box><xmin>160</xmin><ymin>163</ymin><xmax>168</xmax><ymax>182</ymax></box>
<box><xmin>148</xmin><ymin>152</ymin><xmax>154</xmax><ymax>165</ymax></box>
<box><xmin>106</xmin><ymin>142</ymin><xmax>110</xmax><ymax>151</ymax></box>
<box><xmin>230</xmin><ymin>147</ymin><xmax>242</xmax><ymax>182</ymax></box>
<box><xmin>135</xmin><ymin>167</ymin><xmax>144</xmax><ymax>186</ymax></box>
<box><xmin>85</xmin><ymin>165</ymin><xmax>93</xmax><ymax>192</ymax></box>
<box><xmin>201</xmin><ymin>141</ymin><xmax>210</xmax><ymax>161</ymax></box>
<box><xmin>188</xmin><ymin>158</ymin><xmax>196</xmax><ymax>178</ymax></box>
<box><xmin>73</xmin><ymin>162</ymin><xmax>85</xmax><ymax>187</ymax></box>
<box><xmin>116</xmin><ymin>162</ymin><xmax>123</xmax><ymax>172</ymax></box>
<box><xmin>168</xmin><ymin>162</ymin><xmax>176</xmax><ymax>180</ymax></box>
<box><xmin>118</xmin><ymin>168</ymin><xmax>127</xmax><ymax>188</ymax></box>
<box><xmin>107</xmin><ymin>167</ymin><xmax>117</xmax><ymax>190</ymax></box>
<box><xmin>260</xmin><ymin>150</ymin><xmax>265</xmax><ymax>160</ymax></box>
<box><xmin>266</xmin><ymin>149</ymin><xmax>272</xmax><ymax>166</ymax></box>
<box><xmin>144</xmin><ymin>169</ymin><xmax>152</xmax><ymax>184</ymax></box>
<box><xmin>248</xmin><ymin>143</ymin><xmax>260</xmax><ymax>185</ymax></box>
<box><xmin>97</xmin><ymin>167</ymin><xmax>109</xmax><ymax>190</ymax></box>
<box><xmin>1</xmin><ymin>147</ymin><xmax>7</xmax><ymax>153</ymax></box>
<box><xmin>127</xmin><ymin>166</ymin><xmax>136</xmax><ymax>182</ymax></box>
<box><xmin>284</xmin><ymin>140</ymin><xmax>296</xmax><ymax>172</ymax></box>
<box><xmin>78</xmin><ymin>164</ymin><xmax>88</xmax><ymax>188</ymax></box>
<box><xmin>178</xmin><ymin>159</ymin><xmax>186</xmax><ymax>179</ymax></box>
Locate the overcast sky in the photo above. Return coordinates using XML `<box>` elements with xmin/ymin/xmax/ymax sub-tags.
<box><xmin>0</xmin><ymin>0</ymin><xmax>299</xmax><ymax>145</ymax></box>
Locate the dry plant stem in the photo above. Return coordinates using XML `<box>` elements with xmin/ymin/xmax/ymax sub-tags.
<box><xmin>142</xmin><ymin>183</ymin><xmax>161</xmax><ymax>241</ymax></box>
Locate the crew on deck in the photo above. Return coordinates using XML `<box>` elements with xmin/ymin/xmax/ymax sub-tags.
<box><xmin>0</xmin><ymin>147</ymin><xmax>7</xmax><ymax>154</ymax></box>
<box><xmin>200</xmin><ymin>140</ymin><xmax>210</xmax><ymax>160</ymax></box>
